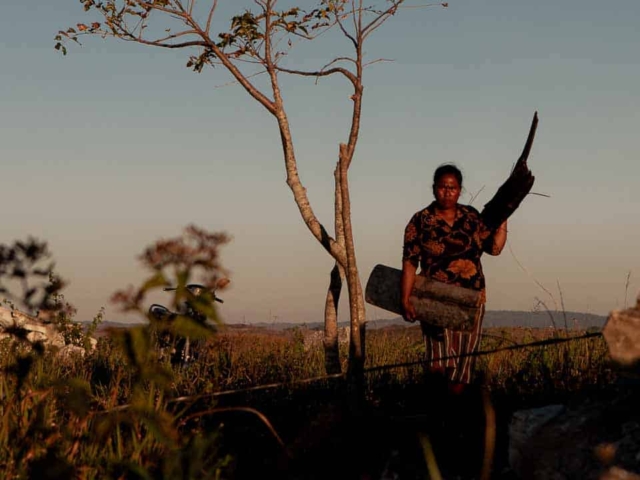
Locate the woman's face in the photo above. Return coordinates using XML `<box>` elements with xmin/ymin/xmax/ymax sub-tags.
<box><xmin>433</xmin><ymin>173</ymin><xmax>461</xmax><ymax>209</ymax></box>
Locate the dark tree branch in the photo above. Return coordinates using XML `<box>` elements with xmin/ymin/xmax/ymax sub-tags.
<box><xmin>481</xmin><ymin>112</ymin><xmax>539</xmax><ymax>230</ymax></box>
<box><xmin>274</xmin><ymin>65</ymin><xmax>358</xmax><ymax>87</ymax></box>
<box><xmin>335</xmin><ymin>6</ymin><xmax>358</xmax><ymax>49</ymax></box>
<box><xmin>362</xmin><ymin>1</ymin><xmax>401</xmax><ymax>39</ymax></box>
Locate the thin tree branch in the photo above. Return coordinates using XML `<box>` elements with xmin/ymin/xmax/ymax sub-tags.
<box><xmin>274</xmin><ymin>65</ymin><xmax>358</xmax><ymax>86</ymax></box>
<box><xmin>329</xmin><ymin>56</ymin><xmax>358</xmax><ymax>67</ymax></box>
<box><xmin>206</xmin><ymin>0</ymin><xmax>220</xmax><ymax>34</ymax></box>
<box><xmin>147</xmin><ymin>29</ymin><xmax>201</xmax><ymax>45</ymax></box>
<box><xmin>139</xmin><ymin>1</ymin><xmax>184</xmax><ymax>18</ymax></box>
<box><xmin>177</xmin><ymin>6</ymin><xmax>277</xmax><ymax>115</ymax></box>
<box><xmin>400</xmin><ymin>2</ymin><xmax>449</xmax><ymax>10</ymax></box>
<box><xmin>118</xmin><ymin>35</ymin><xmax>208</xmax><ymax>50</ymax></box>
<box><xmin>264</xmin><ymin>0</ymin><xmax>274</xmax><ymax>73</ymax></box>
<box><xmin>173</xmin><ymin>0</ymin><xmax>187</xmax><ymax>13</ymax></box>
<box><xmin>362</xmin><ymin>57</ymin><xmax>393</xmax><ymax>68</ymax></box>
<box><xmin>335</xmin><ymin>5</ymin><xmax>358</xmax><ymax>49</ymax></box>
<box><xmin>469</xmin><ymin>185</ymin><xmax>485</xmax><ymax>206</ymax></box>
<box><xmin>340</xmin><ymin>18</ymin><xmax>365</xmax><ymax>170</ymax></box>
<box><xmin>129</xmin><ymin>11</ymin><xmax>147</xmax><ymax>37</ymax></box>
<box><xmin>212</xmin><ymin>70</ymin><xmax>267</xmax><ymax>89</ymax></box>
<box><xmin>362</xmin><ymin>1</ymin><xmax>401</xmax><ymax>39</ymax></box>
<box><xmin>351</xmin><ymin>0</ymin><xmax>359</xmax><ymax>33</ymax></box>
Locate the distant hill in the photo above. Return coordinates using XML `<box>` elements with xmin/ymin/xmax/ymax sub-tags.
<box><xmin>483</xmin><ymin>310</ymin><xmax>607</xmax><ymax>329</ymax></box>
<box><xmin>223</xmin><ymin>310</ymin><xmax>608</xmax><ymax>331</ymax></box>
<box><xmin>87</xmin><ymin>310</ymin><xmax>608</xmax><ymax>334</ymax></box>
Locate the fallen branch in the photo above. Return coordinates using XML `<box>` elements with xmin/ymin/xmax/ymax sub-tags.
<box><xmin>481</xmin><ymin>112</ymin><xmax>539</xmax><ymax>230</ymax></box>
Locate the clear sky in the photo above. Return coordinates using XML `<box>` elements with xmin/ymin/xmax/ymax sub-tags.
<box><xmin>2</xmin><ymin>0</ymin><xmax>639</xmax><ymax>324</ymax></box>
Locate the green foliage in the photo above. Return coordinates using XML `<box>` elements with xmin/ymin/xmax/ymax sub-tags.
<box><xmin>48</xmin><ymin>292</ymin><xmax>86</xmax><ymax>347</ymax></box>
<box><xmin>0</xmin><ymin>227</ymin><xmax>233</xmax><ymax>478</ymax></box>
<box><xmin>55</xmin><ymin>0</ymin><xmax>412</xmax><ymax>75</ymax></box>
<box><xmin>0</xmin><ymin>237</ymin><xmax>65</xmax><ymax>315</ymax></box>
<box><xmin>85</xmin><ymin>306</ymin><xmax>105</xmax><ymax>348</ymax></box>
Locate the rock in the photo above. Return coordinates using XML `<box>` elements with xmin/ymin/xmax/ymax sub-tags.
<box><xmin>507</xmin><ymin>294</ymin><xmax>640</xmax><ymax>480</ymax></box>
<box><xmin>0</xmin><ymin>305</ymin><xmax>65</xmax><ymax>347</ymax></box>
<box><xmin>508</xmin><ymin>390</ymin><xmax>640</xmax><ymax>480</ymax></box>
<box><xmin>603</xmin><ymin>293</ymin><xmax>640</xmax><ymax>367</ymax></box>
<box><xmin>0</xmin><ymin>305</ymin><xmax>96</xmax><ymax>354</ymax></box>
<box><xmin>509</xmin><ymin>404</ymin><xmax>566</xmax><ymax>474</ymax></box>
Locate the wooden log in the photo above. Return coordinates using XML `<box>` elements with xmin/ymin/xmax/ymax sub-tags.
<box><xmin>364</xmin><ymin>264</ymin><xmax>482</xmax><ymax>331</ymax></box>
<box><xmin>481</xmin><ymin>112</ymin><xmax>538</xmax><ymax>230</ymax></box>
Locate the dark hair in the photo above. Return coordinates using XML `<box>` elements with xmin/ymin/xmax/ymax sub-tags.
<box><xmin>433</xmin><ymin>163</ymin><xmax>463</xmax><ymax>187</ymax></box>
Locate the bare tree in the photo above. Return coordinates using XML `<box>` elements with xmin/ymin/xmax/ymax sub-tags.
<box><xmin>57</xmin><ymin>0</ymin><xmax>447</xmax><ymax>377</ymax></box>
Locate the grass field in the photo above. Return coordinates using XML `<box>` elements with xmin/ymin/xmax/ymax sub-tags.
<box><xmin>0</xmin><ymin>320</ymin><xmax>617</xmax><ymax>479</ymax></box>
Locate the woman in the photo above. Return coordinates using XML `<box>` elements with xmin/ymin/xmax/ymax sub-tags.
<box><xmin>401</xmin><ymin>164</ymin><xmax>507</xmax><ymax>386</ymax></box>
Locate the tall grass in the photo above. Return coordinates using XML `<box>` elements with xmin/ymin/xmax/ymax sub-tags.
<box><xmin>0</xmin><ymin>320</ymin><xmax>616</xmax><ymax>477</ymax></box>
<box><xmin>0</xmin><ymin>228</ymin><xmax>235</xmax><ymax>478</ymax></box>
<box><xmin>477</xmin><ymin>327</ymin><xmax>615</xmax><ymax>398</ymax></box>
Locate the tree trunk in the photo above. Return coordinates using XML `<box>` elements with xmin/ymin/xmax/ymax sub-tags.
<box><xmin>265</xmin><ymin>35</ymin><xmax>368</xmax><ymax>385</ymax></box>
<box><xmin>338</xmin><ymin>144</ymin><xmax>367</xmax><ymax>382</ymax></box>
<box><xmin>323</xmin><ymin>264</ymin><xmax>343</xmax><ymax>374</ymax></box>
<box><xmin>323</xmin><ymin>165</ymin><xmax>347</xmax><ymax>375</ymax></box>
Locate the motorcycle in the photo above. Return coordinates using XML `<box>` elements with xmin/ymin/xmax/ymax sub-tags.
<box><xmin>148</xmin><ymin>283</ymin><xmax>224</xmax><ymax>366</ymax></box>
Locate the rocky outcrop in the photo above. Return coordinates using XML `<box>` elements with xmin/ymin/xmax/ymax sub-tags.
<box><xmin>603</xmin><ymin>294</ymin><xmax>640</xmax><ymax>368</ymax></box>
<box><xmin>0</xmin><ymin>305</ymin><xmax>96</xmax><ymax>354</ymax></box>
<box><xmin>508</xmin><ymin>390</ymin><xmax>640</xmax><ymax>479</ymax></box>
<box><xmin>509</xmin><ymin>404</ymin><xmax>566</xmax><ymax>474</ymax></box>
<box><xmin>0</xmin><ymin>306</ymin><xmax>65</xmax><ymax>347</ymax></box>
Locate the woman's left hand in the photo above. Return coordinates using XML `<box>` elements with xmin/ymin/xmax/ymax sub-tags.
<box><xmin>490</xmin><ymin>219</ymin><xmax>508</xmax><ymax>255</ymax></box>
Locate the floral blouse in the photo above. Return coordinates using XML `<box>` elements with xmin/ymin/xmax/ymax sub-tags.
<box><xmin>403</xmin><ymin>202</ymin><xmax>500</xmax><ymax>293</ymax></box>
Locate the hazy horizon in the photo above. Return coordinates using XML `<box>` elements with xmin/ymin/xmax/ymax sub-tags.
<box><xmin>2</xmin><ymin>0</ymin><xmax>639</xmax><ymax>324</ymax></box>
<box><xmin>95</xmin><ymin>308</ymin><xmax>610</xmax><ymax>331</ymax></box>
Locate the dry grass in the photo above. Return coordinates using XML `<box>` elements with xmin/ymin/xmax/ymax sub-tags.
<box><xmin>0</xmin><ymin>322</ymin><xmax>616</xmax><ymax>478</ymax></box>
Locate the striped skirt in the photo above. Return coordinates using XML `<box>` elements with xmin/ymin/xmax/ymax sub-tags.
<box><xmin>420</xmin><ymin>303</ymin><xmax>485</xmax><ymax>384</ymax></box>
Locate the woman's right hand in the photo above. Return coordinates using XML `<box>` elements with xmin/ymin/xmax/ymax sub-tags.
<box><xmin>402</xmin><ymin>299</ymin><xmax>417</xmax><ymax>323</ymax></box>
<box><xmin>401</xmin><ymin>260</ymin><xmax>419</xmax><ymax>323</ymax></box>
